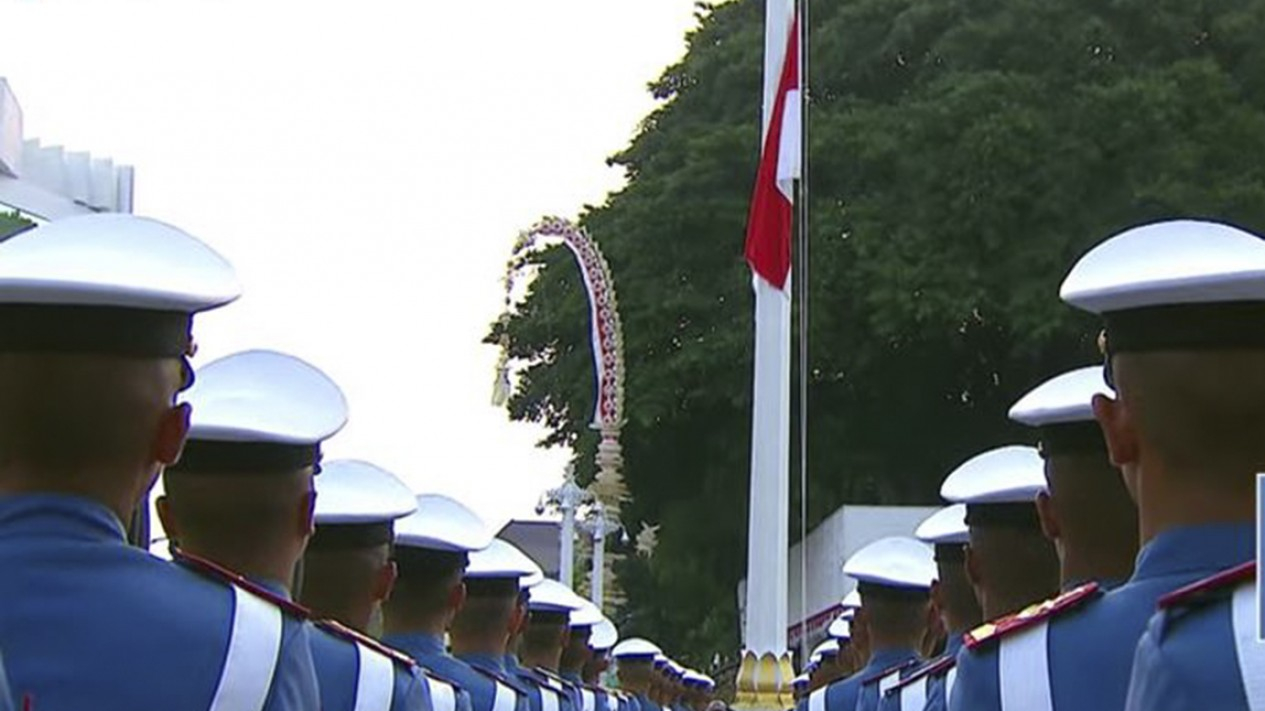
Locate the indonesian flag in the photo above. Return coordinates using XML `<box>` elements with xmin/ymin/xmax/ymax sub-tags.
<box><xmin>744</xmin><ymin>6</ymin><xmax>801</xmax><ymax>291</ymax></box>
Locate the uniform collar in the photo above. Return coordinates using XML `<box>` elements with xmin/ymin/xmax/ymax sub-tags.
<box><xmin>561</xmin><ymin>671</ymin><xmax>583</xmax><ymax>685</ymax></box>
<box><xmin>388</xmin><ymin>632</ymin><xmax>447</xmax><ymax>657</ymax></box>
<box><xmin>1133</xmin><ymin>522</ymin><xmax>1254</xmax><ymax>582</ymax></box>
<box><xmin>504</xmin><ymin>653</ymin><xmax>524</xmax><ymax>671</ymax></box>
<box><xmin>0</xmin><ymin>493</ymin><xmax>126</xmax><ymax>541</ymax></box>
<box><xmin>944</xmin><ymin>632</ymin><xmax>966</xmax><ymax>658</ymax></box>
<box><xmin>246</xmin><ymin>575</ymin><xmax>293</xmax><ymax>600</ymax></box>
<box><xmin>864</xmin><ymin>646</ymin><xmax>918</xmax><ymax>673</ymax></box>
<box><xmin>460</xmin><ymin>652</ymin><xmax>508</xmax><ymax>673</ymax></box>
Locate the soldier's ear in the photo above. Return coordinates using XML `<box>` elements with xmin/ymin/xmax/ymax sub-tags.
<box><xmin>155</xmin><ymin>494</ymin><xmax>178</xmax><ymax>542</ymax></box>
<box><xmin>374</xmin><ymin>559</ymin><xmax>398</xmax><ymax>604</ymax></box>
<box><xmin>1035</xmin><ymin>490</ymin><xmax>1061</xmax><ymax>543</ymax></box>
<box><xmin>1092</xmin><ymin>392</ymin><xmax>1138</xmax><ymax>468</ymax></box>
<box><xmin>153</xmin><ymin>402</ymin><xmax>191</xmax><ymax>467</ymax></box>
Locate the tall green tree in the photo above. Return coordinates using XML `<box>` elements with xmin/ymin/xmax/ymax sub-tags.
<box><xmin>490</xmin><ymin>0</ymin><xmax>1265</xmax><ymax>666</ymax></box>
<box><xmin>0</xmin><ymin>211</ymin><xmax>31</xmax><ymax>241</ymax></box>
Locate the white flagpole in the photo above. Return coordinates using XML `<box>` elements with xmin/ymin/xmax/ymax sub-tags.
<box><xmin>740</xmin><ymin>1</ymin><xmax>797</xmax><ymax>705</ymax></box>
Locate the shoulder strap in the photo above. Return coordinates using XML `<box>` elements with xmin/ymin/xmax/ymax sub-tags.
<box><xmin>492</xmin><ymin>679</ymin><xmax>517</xmax><ymax>711</ymax></box>
<box><xmin>966</xmin><ymin>582</ymin><xmax>1099</xmax><ymax>650</ymax></box>
<box><xmin>540</xmin><ymin>685</ymin><xmax>561</xmax><ymax>711</ymax></box>
<box><xmin>1231</xmin><ymin>580</ymin><xmax>1265</xmax><ymax>711</ymax></box>
<box><xmin>175</xmin><ymin>548</ymin><xmax>310</xmax><ymax>618</ymax></box>
<box><xmin>354</xmin><ymin>641</ymin><xmax>397</xmax><ymax>711</ymax></box>
<box><xmin>427</xmin><ymin>674</ymin><xmax>459</xmax><ymax>711</ymax></box>
<box><xmin>1161</xmin><ymin>561</ymin><xmax>1255</xmax><ymax>610</ymax></box>
<box><xmin>581</xmin><ymin>688</ymin><xmax>597</xmax><ymax>711</ymax></box>
<box><xmin>807</xmin><ymin>686</ymin><xmax>826</xmax><ymax>711</ymax></box>
<box><xmin>944</xmin><ymin>666</ymin><xmax>958</xmax><ymax>706</ymax></box>
<box><xmin>315</xmin><ymin>618</ymin><xmax>417</xmax><ymax>668</ymax></box>
<box><xmin>998</xmin><ymin>620</ymin><xmax>1052</xmax><ymax>711</ymax></box>
<box><xmin>898</xmin><ymin>677</ymin><xmax>927</xmax><ymax>711</ymax></box>
<box><xmin>208</xmin><ymin>584</ymin><xmax>284</xmax><ymax>711</ymax></box>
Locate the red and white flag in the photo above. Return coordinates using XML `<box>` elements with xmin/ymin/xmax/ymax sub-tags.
<box><xmin>741</xmin><ymin>0</ymin><xmax>800</xmax><ymax>658</ymax></box>
<box><xmin>744</xmin><ymin>6</ymin><xmax>801</xmax><ymax>291</ymax></box>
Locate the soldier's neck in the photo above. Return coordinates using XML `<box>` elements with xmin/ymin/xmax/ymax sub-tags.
<box><xmin>450</xmin><ymin>634</ymin><xmax>507</xmax><ymax>658</ymax></box>
<box><xmin>1137</xmin><ymin>470</ymin><xmax>1254</xmax><ymax>547</ymax></box>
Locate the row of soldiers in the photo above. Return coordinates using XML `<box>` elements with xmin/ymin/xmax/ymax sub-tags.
<box><xmin>790</xmin><ymin>218</ymin><xmax>1264</xmax><ymax>711</ymax></box>
<box><xmin>0</xmin><ymin>212</ymin><xmax>715</xmax><ymax>711</ymax></box>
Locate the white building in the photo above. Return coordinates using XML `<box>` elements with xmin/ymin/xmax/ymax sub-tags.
<box><xmin>739</xmin><ymin>504</ymin><xmax>939</xmax><ymax>652</ymax></box>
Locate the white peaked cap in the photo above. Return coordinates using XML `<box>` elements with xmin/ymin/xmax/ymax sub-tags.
<box><xmin>940</xmin><ymin>445</ymin><xmax>1046</xmax><ymax>504</ymax></box>
<box><xmin>612</xmin><ymin>637</ymin><xmax>662</xmax><ymax>659</ymax></box>
<box><xmin>0</xmin><ymin>213</ymin><xmax>239</xmax><ymax>311</ymax></box>
<box><xmin>683</xmin><ymin>670</ymin><xmax>715</xmax><ymax>690</ymax></box>
<box><xmin>828</xmin><ymin>615</ymin><xmax>851</xmax><ymax>640</ymax></box>
<box><xmin>1061</xmin><ymin>220</ymin><xmax>1265</xmax><ymax>314</ymax></box>
<box><xmin>590</xmin><ymin>618</ymin><xmax>619</xmax><ymax>650</ymax></box>
<box><xmin>668</xmin><ymin>661</ymin><xmax>685</xmax><ymax>676</ymax></box>
<box><xmin>185</xmin><ymin>350</ymin><xmax>348</xmax><ymax>444</ymax></box>
<box><xmin>394</xmin><ymin>494</ymin><xmax>493</xmax><ymax>552</ymax></box>
<box><xmin>916</xmin><ymin>504</ymin><xmax>969</xmax><ymax>545</ymax></box>
<box><xmin>792</xmin><ymin>674</ymin><xmax>810</xmax><ymax>688</ymax></box>
<box><xmin>527</xmin><ymin>578</ymin><xmax>586</xmax><ymax>613</ymax></box>
<box><xmin>571</xmin><ymin>598</ymin><xmax>605</xmax><ymax>627</ymax></box>
<box><xmin>842</xmin><ymin>537</ymin><xmax>936</xmax><ymax>590</ymax></box>
<box><xmin>840</xmin><ymin>590</ymin><xmax>862</xmax><ymax>609</ymax></box>
<box><xmin>1009</xmin><ymin>366</ymin><xmax>1113</xmax><ymax>426</ymax></box>
<box><xmin>314</xmin><ymin>459</ymin><xmax>416</xmax><ymax>524</ymax></box>
<box><xmin>465</xmin><ymin>539</ymin><xmax>544</xmax><ymax>580</ymax></box>
<box><xmin>812</xmin><ymin>639</ymin><xmax>840</xmax><ymax>658</ymax></box>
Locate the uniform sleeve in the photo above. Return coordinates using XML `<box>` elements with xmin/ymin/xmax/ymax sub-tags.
<box><xmin>395</xmin><ymin>665</ymin><xmax>435</xmax><ymax>711</ymax></box>
<box><xmin>946</xmin><ymin>648</ymin><xmax>999</xmax><ymax>711</ymax></box>
<box><xmin>458</xmin><ymin>687</ymin><xmax>476</xmax><ymax>711</ymax></box>
<box><xmin>825</xmin><ymin>679</ymin><xmax>858</xmax><ymax>711</ymax></box>
<box><xmin>265</xmin><ymin>615</ymin><xmax>322</xmax><ymax>711</ymax></box>
<box><xmin>876</xmin><ymin>687</ymin><xmax>901</xmax><ymax>711</ymax></box>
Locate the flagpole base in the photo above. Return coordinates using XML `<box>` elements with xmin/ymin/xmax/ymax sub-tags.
<box><xmin>732</xmin><ymin>650</ymin><xmax>796</xmax><ymax>711</ymax></box>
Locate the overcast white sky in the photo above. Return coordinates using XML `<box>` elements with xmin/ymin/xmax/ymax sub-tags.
<box><xmin>0</xmin><ymin>0</ymin><xmax>700</xmax><ymax>528</ymax></box>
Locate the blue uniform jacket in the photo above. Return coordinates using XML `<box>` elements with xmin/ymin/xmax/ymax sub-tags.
<box><xmin>825</xmin><ymin>647</ymin><xmax>921</xmax><ymax>711</ymax></box>
<box><xmin>384</xmin><ymin>632</ymin><xmax>476</xmax><ymax>711</ymax></box>
<box><xmin>877</xmin><ymin>633</ymin><xmax>965</xmax><ymax>711</ymax></box>
<box><xmin>1124</xmin><ymin>528</ymin><xmax>1256</xmax><ymax>711</ymax></box>
<box><xmin>504</xmin><ymin>658</ymin><xmax>576</xmax><ymax>711</ymax></box>
<box><xmin>0</xmin><ymin>650</ymin><xmax>13</xmax><ymax>711</ymax></box>
<box><xmin>0</xmin><ymin>494</ymin><xmax>319</xmax><ymax>710</ymax></box>
<box><xmin>457</xmin><ymin>651</ymin><xmax>532</xmax><ymax>711</ymax></box>
<box><xmin>949</xmin><ymin>523</ymin><xmax>1254</xmax><ymax>711</ymax></box>
<box><xmin>310</xmin><ymin>624</ymin><xmax>433</xmax><ymax>711</ymax></box>
<box><xmin>561</xmin><ymin>671</ymin><xmax>611</xmax><ymax>711</ymax></box>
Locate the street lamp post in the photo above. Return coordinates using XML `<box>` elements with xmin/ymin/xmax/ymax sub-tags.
<box><xmin>578</xmin><ymin>501</ymin><xmax>623</xmax><ymax>609</ymax></box>
<box><xmin>537</xmin><ymin>466</ymin><xmax>593</xmax><ymax>586</ymax></box>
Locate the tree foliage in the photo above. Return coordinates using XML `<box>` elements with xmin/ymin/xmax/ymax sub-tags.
<box><xmin>0</xmin><ymin>211</ymin><xmax>32</xmax><ymax>241</ymax></box>
<box><xmin>489</xmin><ymin>0</ymin><xmax>1265</xmax><ymax>666</ymax></box>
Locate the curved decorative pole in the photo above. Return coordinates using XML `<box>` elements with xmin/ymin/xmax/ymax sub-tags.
<box><xmin>494</xmin><ymin>216</ymin><xmax>633</xmax><ymax>609</ymax></box>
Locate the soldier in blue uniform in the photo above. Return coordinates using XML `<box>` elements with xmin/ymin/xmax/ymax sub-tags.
<box><xmin>559</xmin><ymin>600</ymin><xmax>609</xmax><ymax>711</ymax></box>
<box><xmin>680</xmin><ymin>670</ymin><xmax>714</xmax><ymax>711</ymax></box>
<box><xmin>381</xmin><ymin>493</ymin><xmax>494</xmax><ymax>711</ymax></box>
<box><xmin>451</xmin><ymin>538</ymin><xmax>539</xmax><ymax>711</ymax></box>
<box><xmin>512</xmin><ymin>579</ymin><xmax>586</xmax><ymax>711</ymax></box>
<box><xmin>950</xmin><ymin>219</ymin><xmax>1260</xmax><ymax>711</ymax></box>
<box><xmin>881</xmin><ymin>504</ymin><xmax>980</xmax><ymax>711</ymax></box>
<box><xmin>157</xmin><ymin>349</ymin><xmax>431</xmax><ymax>711</ymax></box>
<box><xmin>0</xmin><ymin>214</ymin><xmax>326</xmax><ymax>710</ymax></box>
<box><xmin>1010</xmin><ymin>366</ymin><xmax>1138</xmax><ymax>591</ymax></box>
<box><xmin>584</xmin><ymin>618</ymin><xmax>627</xmax><ymax>711</ymax></box>
<box><xmin>300</xmin><ymin>458</ymin><xmax>437</xmax><ymax>711</ymax></box>
<box><xmin>613</xmin><ymin>638</ymin><xmax>665</xmax><ymax>711</ymax></box>
<box><xmin>1048</xmin><ymin>220</ymin><xmax>1265</xmax><ymax>711</ymax></box>
<box><xmin>819</xmin><ymin>537</ymin><xmax>936</xmax><ymax>711</ymax></box>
